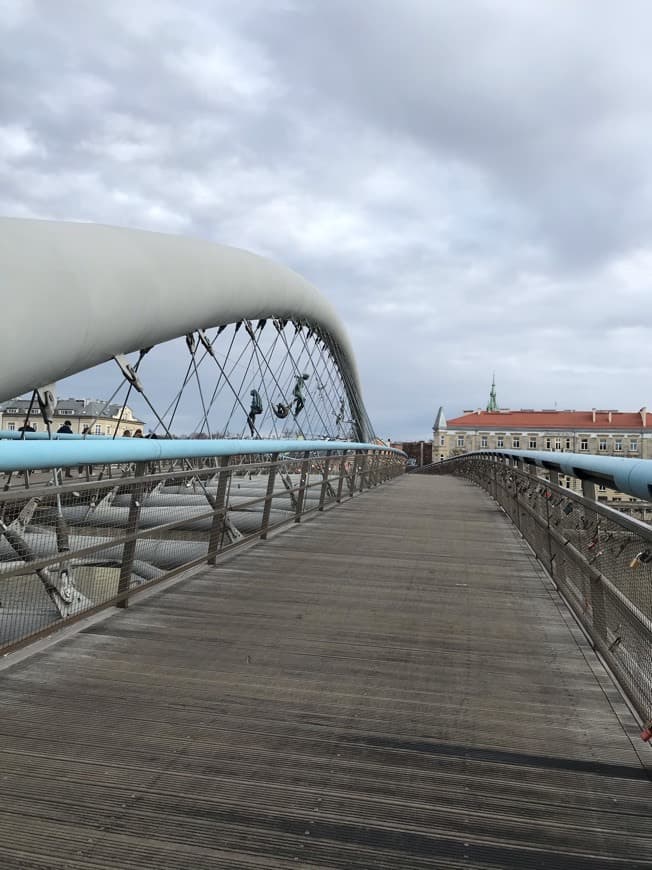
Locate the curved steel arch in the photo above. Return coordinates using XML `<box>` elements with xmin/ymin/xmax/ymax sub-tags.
<box><xmin>0</xmin><ymin>218</ymin><xmax>373</xmax><ymax>440</ymax></box>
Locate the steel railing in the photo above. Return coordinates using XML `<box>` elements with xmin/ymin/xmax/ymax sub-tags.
<box><xmin>427</xmin><ymin>454</ymin><xmax>652</xmax><ymax>728</ymax></box>
<box><xmin>0</xmin><ymin>441</ymin><xmax>405</xmax><ymax>655</ymax></box>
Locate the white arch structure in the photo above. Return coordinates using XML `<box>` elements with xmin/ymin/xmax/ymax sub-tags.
<box><xmin>0</xmin><ymin>218</ymin><xmax>373</xmax><ymax>440</ymax></box>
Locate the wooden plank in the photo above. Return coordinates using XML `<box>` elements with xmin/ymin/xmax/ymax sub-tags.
<box><xmin>0</xmin><ymin>476</ymin><xmax>650</xmax><ymax>868</ymax></box>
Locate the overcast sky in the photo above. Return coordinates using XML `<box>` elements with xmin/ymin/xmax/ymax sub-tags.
<box><xmin>2</xmin><ymin>0</ymin><xmax>652</xmax><ymax>439</ymax></box>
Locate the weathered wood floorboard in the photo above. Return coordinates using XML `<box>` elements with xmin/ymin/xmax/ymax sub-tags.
<box><xmin>0</xmin><ymin>475</ymin><xmax>650</xmax><ymax>868</ymax></box>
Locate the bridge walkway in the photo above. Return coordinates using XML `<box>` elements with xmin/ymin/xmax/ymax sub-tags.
<box><xmin>0</xmin><ymin>475</ymin><xmax>650</xmax><ymax>868</ymax></box>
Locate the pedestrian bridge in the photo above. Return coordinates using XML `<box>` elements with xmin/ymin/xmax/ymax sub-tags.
<box><xmin>1</xmin><ymin>470</ymin><xmax>650</xmax><ymax>869</ymax></box>
<box><xmin>0</xmin><ymin>219</ymin><xmax>650</xmax><ymax>867</ymax></box>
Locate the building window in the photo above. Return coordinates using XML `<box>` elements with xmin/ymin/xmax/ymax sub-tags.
<box><xmin>614</xmin><ymin>439</ymin><xmax>622</xmax><ymax>451</ymax></box>
<box><xmin>440</xmin><ymin>435</ymin><xmax>445</xmax><ymax>446</ymax></box>
<box><xmin>565</xmin><ymin>438</ymin><xmax>571</xmax><ymax>450</ymax></box>
<box><xmin>480</xmin><ymin>435</ymin><xmax>488</xmax><ymax>448</ymax></box>
<box><xmin>457</xmin><ymin>436</ymin><xmax>464</xmax><ymax>448</ymax></box>
<box><xmin>630</xmin><ymin>440</ymin><xmax>638</xmax><ymax>452</ymax></box>
<box><xmin>512</xmin><ymin>437</ymin><xmax>520</xmax><ymax>448</ymax></box>
<box><xmin>580</xmin><ymin>438</ymin><xmax>588</xmax><ymax>450</ymax></box>
<box><xmin>554</xmin><ymin>438</ymin><xmax>562</xmax><ymax>450</ymax></box>
<box><xmin>7</xmin><ymin>422</ymin><xmax>15</xmax><ymax>431</ymax></box>
<box><xmin>497</xmin><ymin>437</ymin><xmax>504</xmax><ymax>448</ymax></box>
<box><xmin>599</xmin><ymin>484</ymin><xmax>607</xmax><ymax>491</ymax></box>
<box><xmin>5</xmin><ymin>408</ymin><xmax>17</xmax><ymax>414</ymax></box>
<box><xmin>95</xmin><ymin>425</ymin><xmax>102</xmax><ymax>435</ymax></box>
<box><xmin>529</xmin><ymin>437</ymin><xmax>536</xmax><ymax>449</ymax></box>
<box><xmin>599</xmin><ymin>439</ymin><xmax>607</xmax><ymax>451</ymax></box>
<box><xmin>545</xmin><ymin>437</ymin><xmax>551</xmax><ymax>450</ymax></box>
<box><xmin>60</xmin><ymin>409</ymin><xmax>74</xmax><ymax>415</ymax></box>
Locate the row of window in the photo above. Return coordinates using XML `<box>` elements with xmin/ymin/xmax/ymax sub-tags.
<box><xmin>451</xmin><ymin>435</ymin><xmax>640</xmax><ymax>452</ymax></box>
<box><xmin>5</xmin><ymin>422</ymin><xmax>105</xmax><ymax>434</ymax></box>
<box><xmin>4</xmin><ymin>408</ymin><xmax>76</xmax><ymax>414</ymax></box>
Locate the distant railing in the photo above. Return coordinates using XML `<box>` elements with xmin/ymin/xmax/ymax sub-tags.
<box><xmin>0</xmin><ymin>440</ymin><xmax>405</xmax><ymax>654</ymax></box>
<box><xmin>427</xmin><ymin>452</ymin><xmax>652</xmax><ymax>730</ymax></box>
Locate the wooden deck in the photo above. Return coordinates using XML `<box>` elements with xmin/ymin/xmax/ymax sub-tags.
<box><xmin>1</xmin><ymin>474</ymin><xmax>650</xmax><ymax>868</ymax></box>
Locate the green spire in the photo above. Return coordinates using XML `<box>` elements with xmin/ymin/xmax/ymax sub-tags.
<box><xmin>486</xmin><ymin>374</ymin><xmax>497</xmax><ymax>412</ymax></box>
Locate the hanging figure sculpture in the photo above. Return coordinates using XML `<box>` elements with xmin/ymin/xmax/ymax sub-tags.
<box><xmin>273</xmin><ymin>402</ymin><xmax>290</xmax><ymax>419</ymax></box>
<box><xmin>335</xmin><ymin>398</ymin><xmax>345</xmax><ymax>430</ymax></box>
<box><xmin>247</xmin><ymin>388</ymin><xmax>263</xmax><ymax>436</ymax></box>
<box><xmin>293</xmin><ymin>373</ymin><xmax>310</xmax><ymax>417</ymax></box>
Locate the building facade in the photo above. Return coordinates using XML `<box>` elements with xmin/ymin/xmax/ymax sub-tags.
<box><xmin>432</xmin><ymin>383</ymin><xmax>652</xmax><ymax>510</ymax></box>
<box><xmin>433</xmin><ymin>406</ymin><xmax>651</xmax><ymax>462</ymax></box>
<box><xmin>390</xmin><ymin>440</ymin><xmax>433</xmax><ymax>468</ymax></box>
<box><xmin>0</xmin><ymin>398</ymin><xmax>145</xmax><ymax>436</ymax></box>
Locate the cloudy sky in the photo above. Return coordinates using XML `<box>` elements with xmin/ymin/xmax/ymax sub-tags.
<box><xmin>2</xmin><ymin>0</ymin><xmax>652</xmax><ymax>439</ymax></box>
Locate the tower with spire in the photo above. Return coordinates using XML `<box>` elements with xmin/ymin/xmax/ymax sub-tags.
<box><xmin>433</xmin><ymin>405</ymin><xmax>447</xmax><ymax>435</ymax></box>
<box><xmin>432</xmin><ymin>405</ymin><xmax>447</xmax><ymax>460</ymax></box>
<box><xmin>486</xmin><ymin>374</ymin><xmax>498</xmax><ymax>412</ymax></box>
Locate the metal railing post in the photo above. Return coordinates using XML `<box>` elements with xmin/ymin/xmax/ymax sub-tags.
<box><xmin>370</xmin><ymin>451</ymin><xmax>380</xmax><ymax>486</ymax></box>
<box><xmin>358</xmin><ymin>450</ymin><xmax>369</xmax><ymax>492</ymax></box>
<box><xmin>117</xmin><ymin>462</ymin><xmax>146</xmax><ymax>608</ymax></box>
<box><xmin>295</xmin><ymin>450</ymin><xmax>311</xmax><ymax>522</ymax></box>
<box><xmin>260</xmin><ymin>453</ymin><xmax>279</xmax><ymax>539</ymax></box>
<box><xmin>377</xmin><ymin>452</ymin><xmax>385</xmax><ymax>484</ymax></box>
<box><xmin>582</xmin><ymin>479</ymin><xmax>596</xmax><ymax>500</ymax></box>
<box><xmin>336</xmin><ymin>453</ymin><xmax>347</xmax><ymax>503</ymax></box>
<box><xmin>349</xmin><ymin>453</ymin><xmax>359</xmax><ymax>497</ymax></box>
<box><xmin>589</xmin><ymin>575</ymin><xmax>608</xmax><ymax>648</ymax></box>
<box><xmin>207</xmin><ymin>455</ymin><xmax>231</xmax><ymax>562</ymax></box>
<box><xmin>544</xmin><ymin>486</ymin><xmax>556</xmax><ymax>583</ymax></box>
<box><xmin>318</xmin><ymin>450</ymin><xmax>333</xmax><ymax>511</ymax></box>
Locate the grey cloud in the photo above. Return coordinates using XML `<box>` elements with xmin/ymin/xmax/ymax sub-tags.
<box><xmin>2</xmin><ymin>0</ymin><xmax>652</xmax><ymax>439</ymax></box>
<box><xmin>253</xmin><ymin>0</ymin><xmax>652</xmax><ymax>269</ymax></box>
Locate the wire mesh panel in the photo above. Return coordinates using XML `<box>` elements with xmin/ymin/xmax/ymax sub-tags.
<box><xmin>0</xmin><ymin>448</ymin><xmax>404</xmax><ymax>654</ymax></box>
<box><xmin>2</xmin><ymin>320</ymin><xmax>374</xmax><ymax>443</ymax></box>
<box><xmin>433</xmin><ymin>456</ymin><xmax>652</xmax><ymax>725</ymax></box>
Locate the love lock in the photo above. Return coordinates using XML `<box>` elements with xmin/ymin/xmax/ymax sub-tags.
<box><xmin>641</xmin><ymin>720</ymin><xmax>652</xmax><ymax>743</ymax></box>
<box><xmin>629</xmin><ymin>550</ymin><xmax>652</xmax><ymax>569</ymax></box>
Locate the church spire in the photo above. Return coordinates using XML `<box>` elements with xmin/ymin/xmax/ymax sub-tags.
<box><xmin>433</xmin><ymin>406</ymin><xmax>447</xmax><ymax>431</ymax></box>
<box><xmin>486</xmin><ymin>374</ymin><xmax>498</xmax><ymax>412</ymax></box>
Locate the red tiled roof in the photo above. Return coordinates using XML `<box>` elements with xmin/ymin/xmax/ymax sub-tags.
<box><xmin>446</xmin><ymin>410</ymin><xmax>651</xmax><ymax>430</ymax></box>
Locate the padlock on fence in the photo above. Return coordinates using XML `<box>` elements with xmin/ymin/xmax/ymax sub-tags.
<box><xmin>630</xmin><ymin>550</ymin><xmax>652</xmax><ymax>569</ymax></box>
<box><xmin>641</xmin><ymin>721</ymin><xmax>652</xmax><ymax>743</ymax></box>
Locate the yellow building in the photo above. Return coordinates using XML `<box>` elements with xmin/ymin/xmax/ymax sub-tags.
<box><xmin>0</xmin><ymin>397</ymin><xmax>145</xmax><ymax>437</ymax></box>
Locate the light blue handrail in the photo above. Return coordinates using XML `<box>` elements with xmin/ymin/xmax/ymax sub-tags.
<box><xmin>0</xmin><ymin>438</ymin><xmax>405</xmax><ymax>473</ymax></box>
<box><xmin>461</xmin><ymin>449</ymin><xmax>652</xmax><ymax>501</ymax></box>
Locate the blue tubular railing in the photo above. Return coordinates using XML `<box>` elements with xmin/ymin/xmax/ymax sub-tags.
<box><xmin>431</xmin><ymin>450</ymin><xmax>652</xmax><ymax>502</ymax></box>
<box><xmin>0</xmin><ymin>438</ymin><xmax>405</xmax><ymax>473</ymax></box>
<box><xmin>0</xmin><ymin>441</ymin><xmax>406</xmax><ymax>656</ymax></box>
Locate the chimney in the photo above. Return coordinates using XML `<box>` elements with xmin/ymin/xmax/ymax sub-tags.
<box><xmin>640</xmin><ymin>406</ymin><xmax>647</xmax><ymax>426</ymax></box>
<box><xmin>608</xmin><ymin>410</ymin><xmax>612</xmax><ymax>423</ymax></box>
<box><xmin>592</xmin><ymin>408</ymin><xmax>596</xmax><ymax>422</ymax></box>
